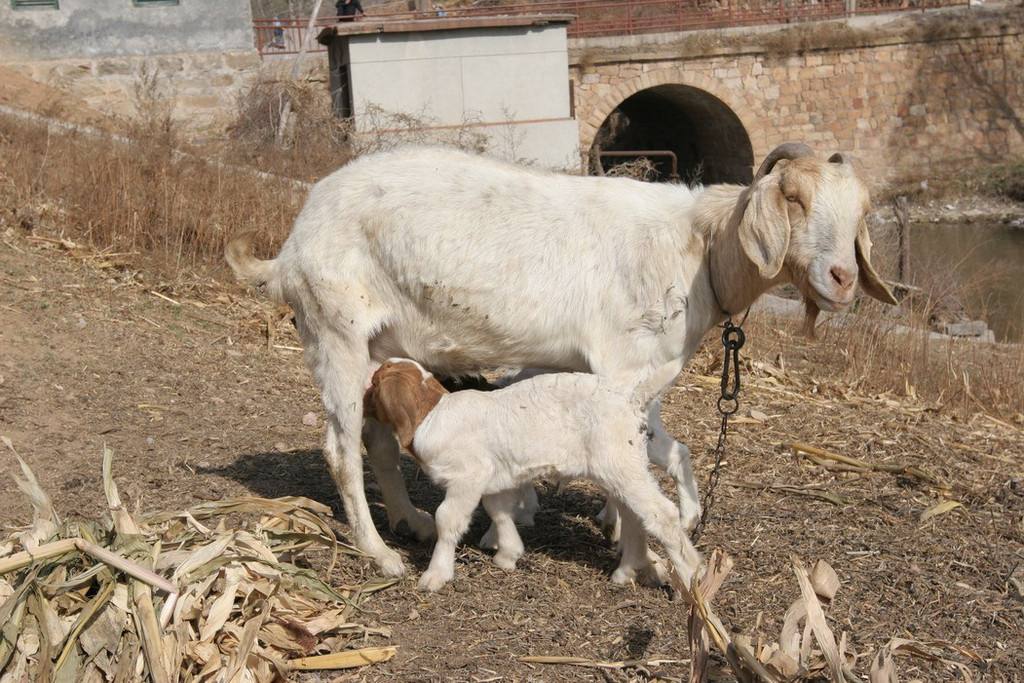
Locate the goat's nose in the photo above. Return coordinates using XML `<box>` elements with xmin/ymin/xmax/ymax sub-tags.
<box><xmin>830</xmin><ymin>265</ymin><xmax>855</xmax><ymax>290</ymax></box>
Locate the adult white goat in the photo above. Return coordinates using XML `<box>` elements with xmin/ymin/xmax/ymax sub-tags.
<box><xmin>227</xmin><ymin>143</ymin><xmax>897</xmax><ymax>578</ymax></box>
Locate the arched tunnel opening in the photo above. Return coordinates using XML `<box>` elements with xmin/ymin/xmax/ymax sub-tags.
<box><xmin>591</xmin><ymin>84</ymin><xmax>754</xmax><ymax>185</ymax></box>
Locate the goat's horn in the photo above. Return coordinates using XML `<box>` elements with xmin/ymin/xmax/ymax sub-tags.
<box><xmin>828</xmin><ymin>152</ymin><xmax>845</xmax><ymax>164</ymax></box>
<box><xmin>753</xmin><ymin>142</ymin><xmax>814</xmax><ymax>182</ymax></box>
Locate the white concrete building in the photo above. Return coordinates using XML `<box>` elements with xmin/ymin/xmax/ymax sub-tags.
<box><xmin>318</xmin><ymin>15</ymin><xmax>580</xmax><ymax>171</ymax></box>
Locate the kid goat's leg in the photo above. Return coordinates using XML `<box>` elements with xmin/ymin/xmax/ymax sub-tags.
<box><xmin>482</xmin><ymin>490</ymin><xmax>526</xmax><ymax>570</ymax></box>
<box><xmin>480</xmin><ymin>482</ymin><xmax>537</xmax><ymax>550</ymax></box>
<box><xmin>612</xmin><ymin>506</ymin><xmax>669</xmax><ymax>587</ymax></box>
<box><xmin>420</xmin><ymin>481</ymin><xmax>484</xmax><ymax>591</ymax></box>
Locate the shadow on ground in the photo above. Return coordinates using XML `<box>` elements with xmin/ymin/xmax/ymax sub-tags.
<box><xmin>205</xmin><ymin>449</ymin><xmax>623</xmax><ymax>575</ymax></box>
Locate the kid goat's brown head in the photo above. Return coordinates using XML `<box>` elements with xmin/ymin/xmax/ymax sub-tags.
<box><xmin>363</xmin><ymin>359</ymin><xmax>447</xmax><ymax>452</ymax></box>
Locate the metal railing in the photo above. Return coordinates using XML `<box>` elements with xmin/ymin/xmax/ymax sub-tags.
<box><xmin>253</xmin><ymin>0</ymin><xmax>970</xmax><ymax>55</ymax></box>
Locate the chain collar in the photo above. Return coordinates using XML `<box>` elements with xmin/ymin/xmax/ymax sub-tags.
<box><xmin>691</xmin><ymin>311</ymin><xmax>748</xmax><ymax>543</ymax></box>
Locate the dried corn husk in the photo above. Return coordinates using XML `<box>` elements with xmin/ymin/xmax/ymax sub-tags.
<box><xmin>0</xmin><ymin>448</ymin><xmax>395</xmax><ymax>682</ymax></box>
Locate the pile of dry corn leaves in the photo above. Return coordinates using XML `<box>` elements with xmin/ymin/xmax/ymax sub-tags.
<box><xmin>683</xmin><ymin>550</ymin><xmax>982</xmax><ymax>682</ymax></box>
<box><xmin>0</xmin><ymin>441</ymin><xmax>396</xmax><ymax>682</ymax></box>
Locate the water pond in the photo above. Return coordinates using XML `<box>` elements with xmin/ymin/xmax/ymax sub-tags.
<box><xmin>908</xmin><ymin>221</ymin><xmax>1024</xmax><ymax>342</ymax></box>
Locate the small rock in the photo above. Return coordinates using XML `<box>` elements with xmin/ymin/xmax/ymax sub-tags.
<box><xmin>274</xmin><ymin>442</ymin><xmax>288</xmax><ymax>452</ymax></box>
<box><xmin>748</xmin><ymin>409</ymin><xmax>769</xmax><ymax>422</ymax></box>
<box><xmin>302</xmin><ymin>412</ymin><xmax>318</xmax><ymax>427</ymax></box>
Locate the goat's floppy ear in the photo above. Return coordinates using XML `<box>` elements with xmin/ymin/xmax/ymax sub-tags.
<box><xmin>737</xmin><ymin>179</ymin><xmax>791</xmax><ymax>280</ymax></box>
<box><xmin>364</xmin><ymin>375</ymin><xmax>421</xmax><ymax>450</ymax></box>
<box><xmin>855</xmin><ymin>221</ymin><xmax>898</xmax><ymax>305</ymax></box>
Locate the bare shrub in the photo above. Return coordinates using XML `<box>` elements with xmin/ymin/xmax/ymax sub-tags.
<box><xmin>129</xmin><ymin>63</ymin><xmax>178</xmax><ymax>149</ymax></box>
<box><xmin>228</xmin><ymin>76</ymin><xmax>356</xmax><ymax>182</ymax></box>
<box><xmin>604</xmin><ymin>156</ymin><xmax>659</xmax><ymax>182</ymax></box>
<box><xmin>350</xmin><ymin>103</ymin><xmax>489</xmax><ymax>156</ymax></box>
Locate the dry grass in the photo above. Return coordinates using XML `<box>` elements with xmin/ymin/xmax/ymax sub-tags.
<box><xmin>0</xmin><ymin>111</ymin><xmax>303</xmax><ymax>278</ymax></box>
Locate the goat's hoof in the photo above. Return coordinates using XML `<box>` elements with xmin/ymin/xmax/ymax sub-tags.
<box><xmin>479</xmin><ymin>523</ymin><xmax>499</xmax><ymax>550</ymax></box>
<box><xmin>601</xmin><ymin>518</ymin><xmax>621</xmax><ymax>545</ymax></box>
<box><xmin>610</xmin><ymin>566</ymin><xmax>636</xmax><ymax>585</ymax></box>
<box><xmin>418</xmin><ymin>568</ymin><xmax>453</xmax><ymax>592</ymax></box>
<box><xmin>681</xmin><ymin>512</ymin><xmax>700</xmax><ymax>535</ymax></box>
<box><xmin>611</xmin><ymin>560</ymin><xmax>668</xmax><ymax>588</ymax></box>
<box><xmin>514</xmin><ymin>512</ymin><xmax>536</xmax><ymax>527</ymax></box>
<box><xmin>638</xmin><ymin>559</ymin><xmax>670</xmax><ymax>588</ymax></box>
<box><xmin>375</xmin><ymin>549</ymin><xmax>408</xmax><ymax>578</ymax></box>
<box><xmin>390</xmin><ymin>509</ymin><xmax>436</xmax><ymax>543</ymax></box>
<box><xmin>493</xmin><ymin>550</ymin><xmax>522</xmax><ymax>571</ymax></box>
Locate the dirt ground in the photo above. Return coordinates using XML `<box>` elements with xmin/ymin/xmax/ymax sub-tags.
<box><xmin>1</xmin><ymin>232</ymin><xmax>1022</xmax><ymax>682</ymax></box>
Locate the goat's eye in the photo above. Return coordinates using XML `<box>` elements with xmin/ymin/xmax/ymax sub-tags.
<box><xmin>785</xmin><ymin>195</ymin><xmax>800</xmax><ymax>204</ymax></box>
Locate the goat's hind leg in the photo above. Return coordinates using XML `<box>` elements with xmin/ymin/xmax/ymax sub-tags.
<box><xmin>362</xmin><ymin>419</ymin><xmax>436</xmax><ymax>542</ymax></box>
<box><xmin>316</xmin><ymin>326</ymin><xmax>406</xmax><ymax>577</ymax></box>
<box><xmin>611</xmin><ymin>505</ymin><xmax>669</xmax><ymax>587</ymax></box>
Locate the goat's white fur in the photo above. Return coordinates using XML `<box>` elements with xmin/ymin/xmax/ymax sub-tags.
<box><xmin>368</xmin><ymin>358</ymin><xmax>695</xmax><ymax>590</ymax></box>
<box><xmin>226</xmin><ymin>145</ymin><xmax>895</xmax><ymax>577</ymax></box>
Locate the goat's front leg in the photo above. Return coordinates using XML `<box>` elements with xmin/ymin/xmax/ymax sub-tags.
<box><xmin>482</xmin><ymin>490</ymin><xmax>526</xmax><ymax>570</ymax></box>
<box><xmin>362</xmin><ymin>419</ymin><xmax>436</xmax><ymax>542</ymax></box>
<box><xmin>646</xmin><ymin>400</ymin><xmax>701</xmax><ymax>532</ymax></box>
<box><xmin>420</xmin><ymin>485</ymin><xmax>483</xmax><ymax>591</ymax></box>
<box><xmin>479</xmin><ymin>482</ymin><xmax>537</xmax><ymax>550</ymax></box>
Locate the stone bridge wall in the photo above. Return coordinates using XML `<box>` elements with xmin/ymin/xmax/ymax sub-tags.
<box><xmin>573</xmin><ymin>19</ymin><xmax>1024</xmax><ymax>181</ymax></box>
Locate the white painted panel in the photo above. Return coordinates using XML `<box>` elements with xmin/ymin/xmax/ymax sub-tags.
<box><xmin>351</xmin><ymin>56</ymin><xmax>465</xmax><ymax>128</ymax></box>
<box><xmin>461</xmin><ymin>51</ymin><xmax>570</xmax><ymax>120</ymax></box>
<box><xmin>481</xmin><ymin>118</ymin><xmax>581</xmax><ymax>171</ymax></box>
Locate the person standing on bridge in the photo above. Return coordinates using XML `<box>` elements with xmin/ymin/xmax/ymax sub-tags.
<box><xmin>336</xmin><ymin>0</ymin><xmax>365</xmax><ymax>21</ymax></box>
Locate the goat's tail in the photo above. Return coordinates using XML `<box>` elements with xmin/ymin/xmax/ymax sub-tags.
<box><xmin>632</xmin><ymin>358</ymin><xmax>684</xmax><ymax>408</ymax></box>
<box><xmin>225</xmin><ymin>233</ymin><xmax>283</xmax><ymax>302</ymax></box>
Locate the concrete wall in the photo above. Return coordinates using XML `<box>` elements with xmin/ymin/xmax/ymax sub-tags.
<box><xmin>0</xmin><ymin>0</ymin><xmax>254</xmax><ymax>61</ymax></box>
<box><xmin>572</xmin><ymin>18</ymin><xmax>1023</xmax><ymax>182</ymax></box>
<box><xmin>3</xmin><ymin>50</ymin><xmax>262</xmax><ymax>137</ymax></box>
<box><xmin>339</xmin><ymin>24</ymin><xmax>580</xmax><ymax>169</ymax></box>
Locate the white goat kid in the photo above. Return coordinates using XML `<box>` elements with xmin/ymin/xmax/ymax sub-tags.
<box><xmin>226</xmin><ymin>143</ymin><xmax>896</xmax><ymax>578</ymax></box>
<box><xmin>362</xmin><ymin>357</ymin><xmax>698</xmax><ymax>591</ymax></box>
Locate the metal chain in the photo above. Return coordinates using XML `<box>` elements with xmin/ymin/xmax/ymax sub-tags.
<box><xmin>692</xmin><ymin>316</ymin><xmax>746</xmax><ymax>543</ymax></box>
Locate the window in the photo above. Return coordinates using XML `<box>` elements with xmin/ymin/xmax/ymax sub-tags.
<box><xmin>132</xmin><ymin>0</ymin><xmax>178</xmax><ymax>5</ymax></box>
<box><xmin>11</xmin><ymin>0</ymin><xmax>59</xmax><ymax>9</ymax></box>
